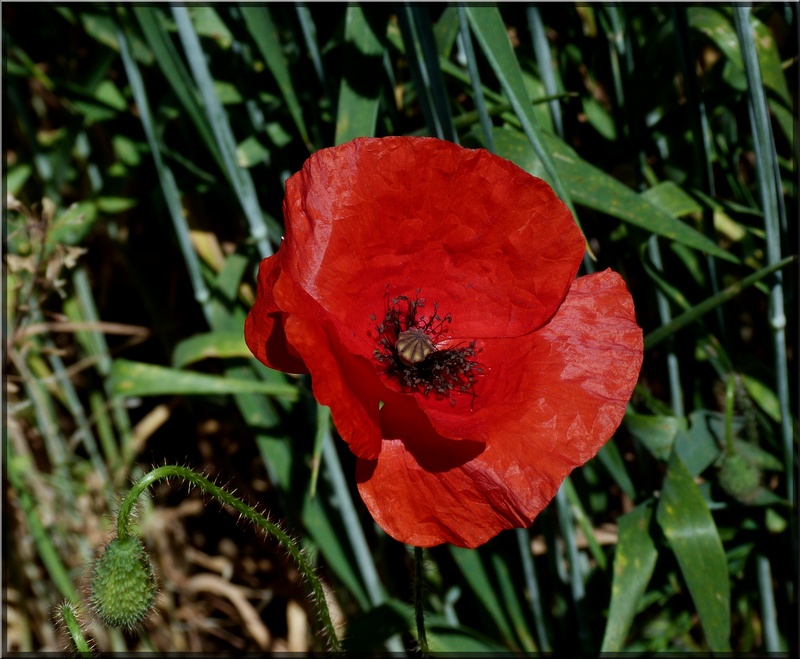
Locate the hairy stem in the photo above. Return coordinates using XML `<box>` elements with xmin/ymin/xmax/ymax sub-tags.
<box><xmin>116</xmin><ymin>465</ymin><xmax>341</xmax><ymax>651</ymax></box>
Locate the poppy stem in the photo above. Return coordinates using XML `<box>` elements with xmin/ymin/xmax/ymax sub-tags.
<box><xmin>115</xmin><ymin>465</ymin><xmax>342</xmax><ymax>652</ymax></box>
<box><xmin>413</xmin><ymin>545</ymin><xmax>430</xmax><ymax>654</ymax></box>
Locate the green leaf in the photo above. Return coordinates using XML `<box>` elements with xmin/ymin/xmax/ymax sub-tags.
<box><xmin>171</xmin><ymin>332</ymin><xmax>250</xmax><ymax>368</ymax></box>
<box><xmin>596</xmin><ymin>439</ymin><xmax>637</xmax><ymax>500</ymax></box>
<box><xmin>492</xmin><ymin>126</ymin><xmax>737</xmax><ymax>263</ymax></box>
<box><xmin>428</xmin><ymin>625</ymin><xmax>511</xmax><ymax>653</ymax></box>
<box><xmin>241</xmin><ymin>5</ymin><xmax>311</xmax><ymax>149</ymax></box>
<box><xmin>624</xmin><ymin>413</ymin><xmax>687</xmax><ymax>462</ymax></box>
<box><xmin>96</xmin><ymin>197</ymin><xmax>138</xmax><ymax>214</ymax></box>
<box><xmin>674</xmin><ymin>410</ymin><xmax>726</xmax><ymax>477</ymax></box>
<box><xmin>109</xmin><ymin>359</ymin><xmax>297</xmax><ymax>399</ymax></box>
<box><xmin>601</xmin><ymin>502</ymin><xmax>658</xmax><ymax>652</ymax></box>
<box><xmin>656</xmin><ymin>451</ymin><xmax>731</xmax><ymax>651</ymax></box>
<box><xmin>7</xmin><ymin>164</ymin><xmax>32</xmax><ymax>196</ymax></box>
<box><xmin>341</xmin><ymin>601</ymin><xmax>411</xmax><ymax>652</ymax></box>
<box><xmin>47</xmin><ymin>201</ymin><xmax>98</xmax><ymax>248</ymax></box>
<box><xmin>642</xmin><ymin>181</ymin><xmax>703</xmax><ymax>218</ymax></box>
<box><xmin>189</xmin><ymin>6</ymin><xmax>233</xmax><ymax>49</ymax></box>
<box><xmin>334</xmin><ymin>5</ymin><xmax>386</xmax><ymax>144</ymax></box>
<box><xmin>236</xmin><ymin>135</ymin><xmax>270</xmax><ymax>168</ymax></box>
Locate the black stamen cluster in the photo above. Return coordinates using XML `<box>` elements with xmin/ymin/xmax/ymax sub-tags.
<box><xmin>372</xmin><ymin>290</ymin><xmax>481</xmax><ymax>406</ymax></box>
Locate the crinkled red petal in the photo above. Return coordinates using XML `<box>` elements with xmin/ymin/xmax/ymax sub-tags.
<box><xmin>279</xmin><ymin>137</ymin><xmax>585</xmax><ymax>357</ymax></box>
<box><xmin>356</xmin><ymin>270</ymin><xmax>643</xmax><ymax>548</ymax></box>
<box><xmin>244</xmin><ymin>254</ymin><xmax>308</xmax><ymax>375</ymax></box>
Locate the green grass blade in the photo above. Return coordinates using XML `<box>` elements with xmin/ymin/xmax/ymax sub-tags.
<box><xmin>601</xmin><ymin>501</ymin><xmax>658</xmax><ymax>652</ymax></box>
<box><xmin>115</xmin><ymin>14</ymin><xmax>213</xmax><ymax>321</ymax></box>
<box><xmin>449</xmin><ymin>546</ymin><xmax>518</xmax><ymax>649</ymax></box>
<box><xmin>734</xmin><ymin>6</ymin><xmax>794</xmax><ymax>507</ymax></box>
<box><xmin>492</xmin><ymin>125</ymin><xmax>737</xmax><ymax>263</ymax></box>
<box><xmin>527</xmin><ymin>6</ymin><xmax>564</xmax><ymax>136</ymax></box>
<box><xmin>457</xmin><ymin>7</ymin><xmax>494</xmax><ymax>151</ymax></box>
<box><xmin>335</xmin><ymin>4</ymin><xmax>385</xmax><ymax>145</ymax></box>
<box><xmin>465</xmin><ymin>6</ymin><xmax>577</xmax><ymax>225</ymax></box>
<box><xmin>241</xmin><ymin>5</ymin><xmax>311</xmax><ymax>150</ymax></box>
<box><xmin>515</xmin><ymin>528</ymin><xmax>550</xmax><ymax>651</ymax></box>
<box><xmin>644</xmin><ymin>255</ymin><xmax>796</xmax><ymax>351</ymax></box>
<box><xmin>132</xmin><ymin>6</ymin><xmax>225</xmax><ymax>173</ymax></box>
<box><xmin>409</xmin><ymin>5</ymin><xmax>456</xmax><ymax>142</ymax></box>
<box><xmin>489</xmin><ymin>551</ymin><xmax>536</xmax><ymax>651</ymax></box>
<box><xmin>656</xmin><ymin>451</ymin><xmax>731</xmax><ymax>651</ymax></box>
<box><xmin>171</xmin><ymin>331</ymin><xmax>250</xmax><ymax>368</ymax></box>
<box><xmin>171</xmin><ymin>5</ymin><xmax>272</xmax><ymax>258</ymax></box>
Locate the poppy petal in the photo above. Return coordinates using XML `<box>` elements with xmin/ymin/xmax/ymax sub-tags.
<box><xmin>356</xmin><ymin>270</ymin><xmax>643</xmax><ymax>547</ymax></box>
<box><xmin>244</xmin><ymin>254</ymin><xmax>308</xmax><ymax>375</ymax></box>
<box><xmin>278</xmin><ymin>137</ymin><xmax>585</xmax><ymax>352</ymax></box>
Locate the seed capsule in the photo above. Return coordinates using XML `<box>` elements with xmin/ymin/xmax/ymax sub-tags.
<box><xmin>396</xmin><ymin>329</ymin><xmax>434</xmax><ymax>366</ymax></box>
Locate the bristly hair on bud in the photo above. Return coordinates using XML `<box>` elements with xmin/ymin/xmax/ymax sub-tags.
<box><xmin>90</xmin><ymin>535</ymin><xmax>156</xmax><ymax>630</ymax></box>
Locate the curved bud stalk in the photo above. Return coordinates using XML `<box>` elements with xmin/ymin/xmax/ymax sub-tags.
<box><xmin>94</xmin><ymin>464</ymin><xmax>341</xmax><ymax>651</ymax></box>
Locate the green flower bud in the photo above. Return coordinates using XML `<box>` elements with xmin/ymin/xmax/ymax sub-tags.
<box><xmin>90</xmin><ymin>536</ymin><xmax>156</xmax><ymax>629</ymax></box>
<box><xmin>717</xmin><ymin>453</ymin><xmax>762</xmax><ymax>503</ymax></box>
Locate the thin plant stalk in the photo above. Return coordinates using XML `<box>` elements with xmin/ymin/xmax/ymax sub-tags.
<box><xmin>648</xmin><ymin>236</ymin><xmax>685</xmax><ymax>417</ymax></box>
<box><xmin>321</xmin><ymin>434</ymin><xmax>405</xmax><ymax>653</ymax></box>
<box><xmin>413</xmin><ymin>546</ymin><xmax>430</xmax><ymax>654</ymax></box>
<box><xmin>733</xmin><ymin>7</ymin><xmax>794</xmax><ymax>504</ymax></box>
<box><xmin>515</xmin><ymin>527</ymin><xmax>551</xmax><ymax>652</ymax></box>
<box><xmin>555</xmin><ymin>485</ymin><xmax>589</xmax><ymax>649</ymax></box>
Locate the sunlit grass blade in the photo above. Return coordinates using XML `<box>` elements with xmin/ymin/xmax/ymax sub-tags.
<box><xmin>109</xmin><ymin>359</ymin><xmax>298</xmax><ymax>399</ymax></box>
<box><xmin>319</xmin><ymin>435</ymin><xmax>405</xmax><ymax>652</ymax></box>
<box><xmin>396</xmin><ymin>5</ymin><xmax>437</xmax><ymax>138</ymax></box>
<box><xmin>171</xmin><ymin>5</ymin><xmax>272</xmax><ymax>258</ymax></box>
<box><xmin>601</xmin><ymin>502</ymin><xmax>658</xmax><ymax>651</ymax></box>
<box><xmin>647</xmin><ymin>236</ymin><xmax>685</xmax><ymax>416</ymax></box>
<box><xmin>656</xmin><ymin>451</ymin><xmax>731</xmax><ymax>651</ymax></box>
<box><xmin>554</xmin><ymin>486</ymin><xmax>589</xmax><ymax>649</ymax></box>
<box><xmin>241</xmin><ymin>5</ymin><xmax>312</xmax><ymax>151</ymax></box>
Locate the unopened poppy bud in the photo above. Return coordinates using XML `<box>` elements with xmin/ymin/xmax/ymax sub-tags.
<box><xmin>396</xmin><ymin>329</ymin><xmax>435</xmax><ymax>366</ymax></box>
<box><xmin>90</xmin><ymin>536</ymin><xmax>156</xmax><ymax>629</ymax></box>
<box><xmin>717</xmin><ymin>453</ymin><xmax>761</xmax><ymax>503</ymax></box>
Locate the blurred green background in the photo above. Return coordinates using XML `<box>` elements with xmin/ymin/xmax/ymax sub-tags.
<box><xmin>4</xmin><ymin>3</ymin><xmax>797</xmax><ymax>654</ymax></box>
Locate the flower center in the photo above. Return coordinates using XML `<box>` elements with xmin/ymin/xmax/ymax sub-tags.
<box><xmin>372</xmin><ymin>289</ymin><xmax>482</xmax><ymax>406</ymax></box>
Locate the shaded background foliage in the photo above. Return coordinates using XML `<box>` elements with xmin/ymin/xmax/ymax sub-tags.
<box><xmin>4</xmin><ymin>2</ymin><xmax>797</xmax><ymax>654</ymax></box>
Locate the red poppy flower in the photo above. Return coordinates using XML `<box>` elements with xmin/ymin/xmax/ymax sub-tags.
<box><xmin>245</xmin><ymin>137</ymin><xmax>643</xmax><ymax>548</ymax></box>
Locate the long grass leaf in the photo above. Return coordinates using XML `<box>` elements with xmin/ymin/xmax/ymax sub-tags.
<box><xmin>241</xmin><ymin>5</ymin><xmax>312</xmax><ymax>150</ymax></box>
<box><xmin>644</xmin><ymin>256</ymin><xmax>796</xmax><ymax>350</ymax></box>
<box><xmin>171</xmin><ymin>5</ymin><xmax>272</xmax><ymax>258</ymax></box>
